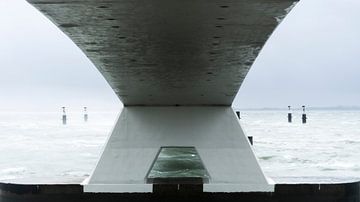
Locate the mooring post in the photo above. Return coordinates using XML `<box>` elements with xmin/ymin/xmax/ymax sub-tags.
<box><xmin>248</xmin><ymin>136</ymin><xmax>253</xmax><ymax>145</ymax></box>
<box><xmin>62</xmin><ymin>107</ymin><xmax>67</xmax><ymax>125</ymax></box>
<box><xmin>84</xmin><ymin>107</ymin><xmax>88</xmax><ymax>122</ymax></box>
<box><xmin>236</xmin><ymin>111</ymin><xmax>240</xmax><ymax>119</ymax></box>
<box><xmin>287</xmin><ymin>105</ymin><xmax>292</xmax><ymax>123</ymax></box>
<box><xmin>302</xmin><ymin>105</ymin><xmax>307</xmax><ymax>124</ymax></box>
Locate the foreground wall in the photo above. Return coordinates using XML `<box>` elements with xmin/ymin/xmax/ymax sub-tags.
<box><xmin>1</xmin><ymin>182</ymin><xmax>359</xmax><ymax>202</ymax></box>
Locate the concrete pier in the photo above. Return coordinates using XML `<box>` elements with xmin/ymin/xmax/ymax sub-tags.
<box><xmin>85</xmin><ymin>107</ymin><xmax>272</xmax><ymax>193</ymax></box>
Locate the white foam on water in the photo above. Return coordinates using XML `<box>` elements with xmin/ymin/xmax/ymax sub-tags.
<box><xmin>1</xmin><ymin>110</ymin><xmax>360</xmax><ymax>183</ymax></box>
<box><xmin>0</xmin><ymin>111</ymin><xmax>117</xmax><ymax>183</ymax></box>
<box><xmin>241</xmin><ymin>110</ymin><xmax>360</xmax><ymax>182</ymax></box>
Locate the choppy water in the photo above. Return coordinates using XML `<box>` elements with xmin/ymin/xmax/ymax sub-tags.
<box><xmin>1</xmin><ymin>110</ymin><xmax>360</xmax><ymax>184</ymax></box>
<box><xmin>242</xmin><ymin>110</ymin><xmax>360</xmax><ymax>183</ymax></box>
<box><xmin>0</xmin><ymin>111</ymin><xmax>116</xmax><ymax>184</ymax></box>
<box><xmin>147</xmin><ymin>147</ymin><xmax>209</xmax><ymax>180</ymax></box>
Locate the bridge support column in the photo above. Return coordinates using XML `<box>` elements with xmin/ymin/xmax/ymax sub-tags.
<box><xmin>84</xmin><ymin>106</ymin><xmax>273</xmax><ymax>193</ymax></box>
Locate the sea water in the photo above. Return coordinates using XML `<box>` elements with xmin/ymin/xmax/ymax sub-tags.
<box><xmin>0</xmin><ymin>110</ymin><xmax>360</xmax><ymax>184</ymax></box>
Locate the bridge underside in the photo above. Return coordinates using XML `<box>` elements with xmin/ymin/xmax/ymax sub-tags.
<box><xmin>28</xmin><ymin>0</ymin><xmax>296</xmax><ymax>106</ymax></box>
<box><xmin>26</xmin><ymin>0</ymin><xmax>297</xmax><ymax>193</ymax></box>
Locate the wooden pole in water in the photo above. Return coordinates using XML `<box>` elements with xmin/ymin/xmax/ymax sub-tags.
<box><xmin>236</xmin><ymin>111</ymin><xmax>240</xmax><ymax>119</ymax></box>
<box><xmin>84</xmin><ymin>107</ymin><xmax>88</xmax><ymax>122</ymax></box>
<box><xmin>287</xmin><ymin>106</ymin><xmax>292</xmax><ymax>123</ymax></box>
<box><xmin>302</xmin><ymin>105</ymin><xmax>307</xmax><ymax>124</ymax></box>
<box><xmin>62</xmin><ymin>107</ymin><xmax>67</xmax><ymax>125</ymax></box>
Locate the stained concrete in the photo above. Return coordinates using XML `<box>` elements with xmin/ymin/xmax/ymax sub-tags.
<box><xmin>26</xmin><ymin>0</ymin><xmax>297</xmax><ymax>106</ymax></box>
<box><xmin>85</xmin><ymin>107</ymin><xmax>272</xmax><ymax>192</ymax></box>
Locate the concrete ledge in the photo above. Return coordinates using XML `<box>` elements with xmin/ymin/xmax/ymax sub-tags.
<box><xmin>1</xmin><ymin>181</ymin><xmax>359</xmax><ymax>202</ymax></box>
<box><xmin>84</xmin><ymin>184</ymin><xmax>152</xmax><ymax>193</ymax></box>
<box><xmin>204</xmin><ymin>183</ymin><xmax>275</xmax><ymax>192</ymax></box>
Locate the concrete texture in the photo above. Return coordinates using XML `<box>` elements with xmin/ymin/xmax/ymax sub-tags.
<box><xmin>85</xmin><ymin>107</ymin><xmax>272</xmax><ymax>192</ymax></box>
<box><xmin>26</xmin><ymin>0</ymin><xmax>297</xmax><ymax>106</ymax></box>
<box><xmin>23</xmin><ymin>0</ymin><xmax>298</xmax><ymax>193</ymax></box>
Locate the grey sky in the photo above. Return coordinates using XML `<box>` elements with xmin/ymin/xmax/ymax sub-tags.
<box><xmin>0</xmin><ymin>0</ymin><xmax>119</xmax><ymax>111</ymax></box>
<box><xmin>0</xmin><ymin>0</ymin><xmax>359</xmax><ymax>111</ymax></box>
<box><xmin>235</xmin><ymin>0</ymin><xmax>360</xmax><ymax>108</ymax></box>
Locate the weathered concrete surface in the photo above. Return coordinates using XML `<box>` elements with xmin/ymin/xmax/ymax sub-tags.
<box><xmin>26</xmin><ymin>0</ymin><xmax>297</xmax><ymax>106</ymax></box>
<box><xmin>23</xmin><ymin>0</ymin><xmax>298</xmax><ymax>193</ymax></box>
<box><xmin>85</xmin><ymin>107</ymin><xmax>272</xmax><ymax>192</ymax></box>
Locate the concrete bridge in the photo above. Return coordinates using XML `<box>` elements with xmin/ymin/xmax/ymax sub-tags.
<box><xmin>26</xmin><ymin>0</ymin><xmax>297</xmax><ymax>193</ymax></box>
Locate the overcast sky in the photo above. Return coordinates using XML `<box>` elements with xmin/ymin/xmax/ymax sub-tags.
<box><xmin>0</xmin><ymin>0</ymin><xmax>359</xmax><ymax>111</ymax></box>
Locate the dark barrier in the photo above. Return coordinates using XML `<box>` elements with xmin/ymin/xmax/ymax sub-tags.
<box><xmin>1</xmin><ymin>181</ymin><xmax>359</xmax><ymax>202</ymax></box>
